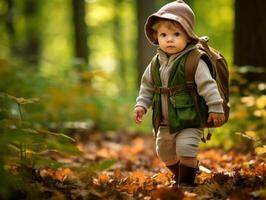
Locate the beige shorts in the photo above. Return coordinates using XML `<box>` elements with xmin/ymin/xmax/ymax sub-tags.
<box><xmin>155</xmin><ymin>126</ymin><xmax>203</xmax><ymax>166</ymax></box>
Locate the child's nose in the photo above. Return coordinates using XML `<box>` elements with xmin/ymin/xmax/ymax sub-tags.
<box><xmin>167</xmin><ymin>35</ymin><xmax>174</xmax><ymax>41</ymax></box>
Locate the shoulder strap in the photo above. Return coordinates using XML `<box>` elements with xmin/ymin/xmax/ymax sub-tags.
<box><xmin>184</xmin><ymin>49</ymin><xmax>203</xmax><ymax>85</ymax></box>
<box><xmin>185</xmin><ymin>48</ymin><xmax>215</xmax><ymax>142</ymax></box>
<box><xmin>184</xmin><ymin>49</ymin><xmax>207</xmax><ymax>141</ymax></box>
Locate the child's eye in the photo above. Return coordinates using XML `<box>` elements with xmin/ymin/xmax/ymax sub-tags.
<box><xmin>160</xmin><ymin>33</ymin><xmax>167</xmax><ymax>37</ymax></box>
<box><xmin>174</xmin><ymin>32</ymin><xmax>180</xmax><ymax>37</ymax></box>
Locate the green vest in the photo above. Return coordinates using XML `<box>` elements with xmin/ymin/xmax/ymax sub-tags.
<box><xmin>151</xmin><ymin>53</ymin><xmax>208</xmax><ymax>134</ymax></box>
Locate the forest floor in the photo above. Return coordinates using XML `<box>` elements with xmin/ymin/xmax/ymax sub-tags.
<box><xmin>36</xmin><ymin>130</ymin><xmax>266</xmax><ymax>200</ymax></box>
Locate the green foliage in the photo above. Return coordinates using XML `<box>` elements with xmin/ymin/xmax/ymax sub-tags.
<box><xmin>0</xmin><ymin>92</ymin><xmax>81</xmax><ymax>198</ymax></box>
<box><xmin>1</xmin><ymin>0</ymin><xmax>264</xmax><ymax>153</ymax></box>
<box><xmin>201</xmin><ymin>72</ymin><xmax>266</xmax><ymax>154</ymax></box>
<box><xmin>227</xmin><ymin>78</ymin><xmax>266</xmax><ymax>153</ymax></box>
<box><xmin>75</xmin><ymin>159</ymin><xmax>116</xmax><ymax>173</ymax></box>
<box><xmin>0</xmin><ymin>57</ymin><xmax>140</xmax><ymax>134</ymax></box>
<box><xmin>0</xmin><ymin>0</ymin><xmax>236</xmax><ymax>132</ymax></box>
<box><xmin>0</xmin><ymin>92</ymin><xmax>81</xmax><ymax>162</ymax></box>
<box><xmin>193</xmin><ymin>0</ymin><xmax>234</xmax><ymax>63</ymax></box>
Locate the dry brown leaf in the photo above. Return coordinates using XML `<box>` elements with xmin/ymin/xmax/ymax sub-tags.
<box><xmin>150</xmin><ymin>187</ymin><xmax>184</xmax><ymax>200</ymax></box>
<box><xmin>152</xmin><ymin>172</ymin><xmax>171</xmax><ymax>185</ymax></box>
<box><xmin>97</xmin><ymin>172</ymin><xmax>109</xmax><ymax>184</ymax></box>
<box><xmin>254</xmin><ymin>163</ymin><xmax>266</xmax><ymax>176</ymax></box>
<box><xmin>113</xmin><ymin>169</ymin><xmax>124</xmax><ymax>180</ymax></box>
<box><xmin>40</xmin><ymin>168</ymin><xmax>72</xmax><ymax>182</ymax></box>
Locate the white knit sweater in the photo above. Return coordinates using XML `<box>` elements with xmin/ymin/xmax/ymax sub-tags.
<box><xmin>136</xmin><ymin>47</ymin><xmax>224</xmax><ymax>124</ymax></box>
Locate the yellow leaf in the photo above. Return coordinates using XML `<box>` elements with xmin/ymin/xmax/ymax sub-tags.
<box><xmin>7</xmin><ymin>94</ymin><xmax>39</xmax><ymax>105</ymax></box>
<box><xmin>255</xmin><ymin>146</ymin><xmax>266</xmax><ymax>155</ymax></box>
<box><xmin>245</xmin><ymin>131</ymin><xmax>257</xmax><ymax>140</ymax></box>
<box><xmin>241</xmin><ymin>96</ymin><xmax>255</xmax><ymax>107</ymax></box>
<box><xmin>253</xmin><ymin>109</ymin><xmax>266</xmax><ymax>117</ymax></box>
<box><xmin>256</xmin><ymin>95</ymin><xmax>266</xmax><ymax>109</ymax></box>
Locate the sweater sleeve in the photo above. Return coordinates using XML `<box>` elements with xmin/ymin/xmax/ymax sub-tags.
<box><xmin>195</xmin><ymin>59</ymin><xmax>224</xmax><ymax>113</ymax></box>
<box><xmin>135</xmin><ymin>63</ymin><xmax>154</xmax><ymax>110</ymax></box>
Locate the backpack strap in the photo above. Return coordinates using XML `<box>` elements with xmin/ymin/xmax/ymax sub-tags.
<box><xmin>185</xmin><ymin>49</ymin><xmax>203</xmax><ymax>84</ymax></box>
<box><xmin>184</xmin><ymin>48</ymin><xmax>203</xmax><ymax>120</ymax></box>
<box><xmin>184</xmin><ymin>49</ymin><xmax>210</xmax><ymax>142</ymax></box>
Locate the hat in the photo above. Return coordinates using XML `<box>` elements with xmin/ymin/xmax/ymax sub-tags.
<box><xmin>145</xmin><ymin>0</ymin><xmax>198</xmax><ymax>45</ymax></box>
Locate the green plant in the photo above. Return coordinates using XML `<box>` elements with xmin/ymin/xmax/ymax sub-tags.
<box><xmin>0</xmin><ymin>93</ymin><xmax>81</xmax><ymax>199</ymax></box>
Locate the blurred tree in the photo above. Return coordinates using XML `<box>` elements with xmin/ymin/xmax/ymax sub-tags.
<box><xmin>72</xmin><ymin>0</ymin><xmax>89</xmax><ymax>71</ymax></box>
<box><xmin>234</xmin><ymin>0</ymin><xmax>266</xmax><ymax>82</ymax></box>
<box><xmin>21</xmin><ymin>0</ymin><xmax>41</xmax><ymax>66</ymax></box>
<box><xmin>4</xmin><ymin>0</ymin><xmax>16</xmax><ymax>54</ymax></box>
<box><xmin>113</xmin><ymin>0</ymin><xmax>126</xmax><ymax>92</ymax></box>
<box><xmin>4</xmin><ymin>0</ymin><xmax>41</xmax><ymax>66</ymax></box>
<box><xmin>136</xmin><ymin>0</ymin><xmax>157</xmax><ymax>85</ymax></box>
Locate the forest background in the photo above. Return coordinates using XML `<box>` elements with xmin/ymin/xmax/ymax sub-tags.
<box><xmin>0</xmin><ymin>0</ymin><xmax>265</xmax><ymax>199</ymax></box>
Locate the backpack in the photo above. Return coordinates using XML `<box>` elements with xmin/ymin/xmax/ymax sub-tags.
<box><xmin>185</xmin><ymin>36</ymin><xmax>230</xmax><ymax>128</ymax></box>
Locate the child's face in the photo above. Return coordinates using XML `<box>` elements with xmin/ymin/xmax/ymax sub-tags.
<box><xmin>156</xmin><ymin>22</ymin><xmax>190</xmax><ymax>55</ymax></box>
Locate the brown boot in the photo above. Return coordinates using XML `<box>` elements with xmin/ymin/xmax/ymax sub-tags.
<box><xmin>166</xmin><ymin>161</ymin><xmax>179</xmax><ymax>184</ymax></box>
<box><xmin>178</xmin><ymin>163</ymin><xmax>199</xmax><ymax>188</ymax></box>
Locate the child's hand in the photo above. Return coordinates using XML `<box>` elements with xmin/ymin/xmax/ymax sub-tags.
<box><xmin>207</xmin><ymin>112</ymin><xmax>225</xmax><ymax>127</ymax></box>
<box><xmin>134</xmin><ymin>106</ymin><xmax>146</xmax><ymax>124</ymax></box>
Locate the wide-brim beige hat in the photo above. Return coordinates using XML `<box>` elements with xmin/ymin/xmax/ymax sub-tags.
<box><xmin>145</xmin><ymin>0</ymin><xmax>199</xmax><ymax>45</ymax></box>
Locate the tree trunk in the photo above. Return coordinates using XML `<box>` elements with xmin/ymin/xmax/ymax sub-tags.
<box><xmin>113</xmin><ymin>0</ymin><xmax>126</xmax><ymax>92</ymax></box>
<box><xmin>4</xmin><ymin>0</ymin><xmax>16</xmax><ymax>55</ymax></box>
<box><xmin>234</xmin><ymin>0</ymin><xmax>266</xmax><ymax>81</ymax></box>
<box><xmin>72</xmin><ymin>0</ymin><xmax>89</xmax><ymax>71</ymax></box>
<box><xmin>136</xmin><ymin>0</ymin><xmax>157</xmax><ymax>85</ymax></box>
<box><xmin>22</xmin><ymin>0</ymin><xmax>41</xmax><ymax>66</ymax></box>
<box><xmin>4</xmin><ymin>0</ymin><xmax>41</xmax><ymax>67</ymax></box>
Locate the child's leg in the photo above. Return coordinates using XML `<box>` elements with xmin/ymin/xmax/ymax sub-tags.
<box><xmin>156</xmin><ymin>126</ymin><xmax>180</xmax><ymax>181</ymax></box>
<box><xmin>175</xmin><ymin>128</ymin><xmax>203</xmax><ymax>186</ymax></box>
<box><xmin>179</xmin><ymin>156</ymin><xmax>198</xmax><ymax>168</ymax></box>
<box><xmin>175</xmin><ymin>128</ymin><xmax>202</xmax><ymax>163</ymax></box>
<box><xmin>156</xmin><ymin>126</ymin><xmax>179</xmax><ymax>166</ymax></box>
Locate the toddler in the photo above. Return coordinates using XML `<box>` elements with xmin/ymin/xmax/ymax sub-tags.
<box><xmin>134</xmin><ymin>0</ymin><xmax>225</xmax><ymax>187</ymax></box>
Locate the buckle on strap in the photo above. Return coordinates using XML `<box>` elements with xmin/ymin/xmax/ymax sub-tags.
<box><xmin>186</xmin><ymin>82</ymin><xmax>196</xmax><ymax>90</ymax></box>
<box><xmin>154</xmin><ymin>86</ymin><xmax>170</xmax><ymax>95</ymax></box>
<box><xmin>154</xmin><ymin>84</ymin><xmax>188</xmax><ymax>96</ymax></box>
